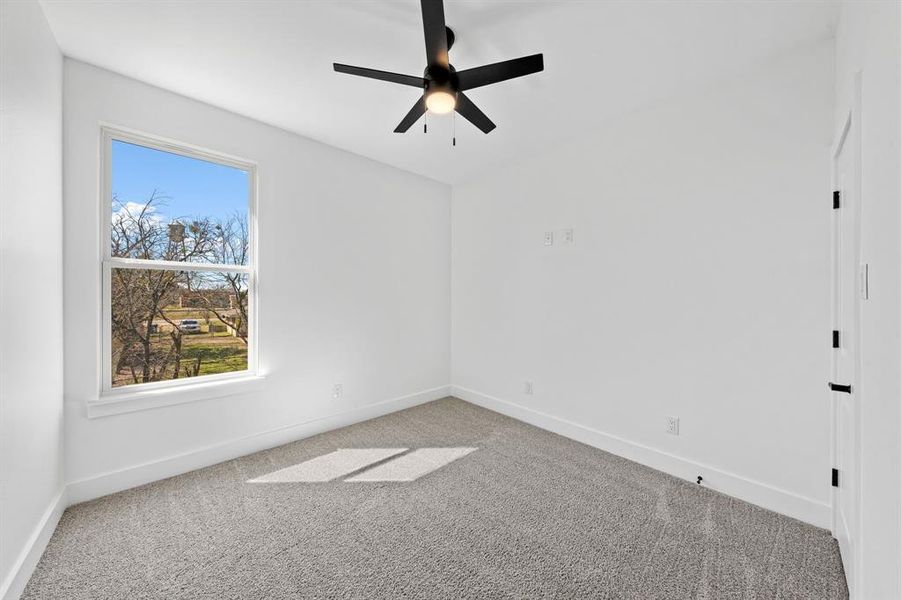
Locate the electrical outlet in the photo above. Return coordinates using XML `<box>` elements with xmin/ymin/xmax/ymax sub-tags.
<box><xmin>666</xmin><ymin>416</ymin><xmax>679</xmax><ymax>435</ymax></box>
<box><xmin>332</xmin><ymin>384</ymin><xmax>343</xmax><ymax>400</ymax></box>
<box><xmin>563</xmin><ymin>228</ymin><xmax>574</xmax><ymax>244</ymax></box>
<box><xmin>544</xmin><ymin>231</ymin><xmax>554</xmax><ymax>246</ymax></box>
<box><xmin>524</xmin><ymin>381</ymin><xmax>534</xmax><ymax>395</ymax></box>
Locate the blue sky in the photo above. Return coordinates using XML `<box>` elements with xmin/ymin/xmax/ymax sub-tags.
<box><xmin>111</xmin><ymin>140</ymin><xmax>248</xmax><ymax>223</ymax></box>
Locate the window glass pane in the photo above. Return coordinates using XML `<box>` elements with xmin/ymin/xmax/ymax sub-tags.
<box><xmin>111</xmin><ymin>140</ymin><xmax>249</xmax><ymax>264</ymax></box>
<box><xmin>110</xmin><ymin>268</ymin><xmax>249</xmax><ymax>388</ymax></box>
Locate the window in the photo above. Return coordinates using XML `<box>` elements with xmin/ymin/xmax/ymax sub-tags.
<box><xmin>102</xmin><ymin>128</ymin><xmax>256</xmax><ymax>394</ymax></box>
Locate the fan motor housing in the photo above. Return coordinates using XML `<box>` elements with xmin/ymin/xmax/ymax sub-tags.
<box><xmin>424</xmin><ymin>64</ymin><xmax>459</xmax><ymax>97</ymax></box>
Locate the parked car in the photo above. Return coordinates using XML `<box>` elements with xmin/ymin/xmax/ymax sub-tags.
<box><xmin>178</xmin><ymin>319</ymin><xmax>201</xmax><ymax>333</ymax></box>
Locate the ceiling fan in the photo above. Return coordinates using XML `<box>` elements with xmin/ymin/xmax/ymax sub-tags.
<box><xmin>333</xmin><ymin>0</ymin><xmax>544</xmax><ymax>135</ymax></box>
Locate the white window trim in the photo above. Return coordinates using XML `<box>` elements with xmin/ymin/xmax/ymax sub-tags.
<box><xmin>96</xmin><ymin>125</ymin><xmax>260</xmax><ymax>414</ymax></box>
<box><xmin>87</xmin><ymin>374</ymin><xmax>266</xmax><ymax>418</ymax></box>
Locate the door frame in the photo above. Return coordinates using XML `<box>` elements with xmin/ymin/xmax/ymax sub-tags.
<box><xmin>829</xmin><ymin>71</ymin><xmax>863</xmax><ymax>597</ymax></box>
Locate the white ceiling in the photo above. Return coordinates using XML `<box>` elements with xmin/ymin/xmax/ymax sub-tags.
<box><xmin>40</xmin><ymin>0</ymin><xmax>838</xmax><ymax>185</ymax></box>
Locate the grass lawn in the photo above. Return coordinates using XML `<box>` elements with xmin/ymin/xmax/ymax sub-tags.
<box><xmin>181</xmin><ymin>333</ymin><xmax>247</xmax><ymax>376</ymax></box>
<box><xmin>112</xmin><ymin>331</ymin><xmax>248</xmax><ymax>386</ymax></box>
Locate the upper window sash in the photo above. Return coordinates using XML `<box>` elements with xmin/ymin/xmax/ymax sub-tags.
<box><xmin>101</xmin><ymin>126</ymin><xmax>257</xmax><ymax>266</ymax></box>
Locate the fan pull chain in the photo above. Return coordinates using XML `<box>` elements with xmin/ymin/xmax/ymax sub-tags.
<box><xmin>452</xmin><ymin>111</ymin><xmax>456</xmax><ymax>147</ymax></box>
<box><xmin>424</xmin><ymin>112</ymin><xmax>428</xmax><ymax>134</ymax></box>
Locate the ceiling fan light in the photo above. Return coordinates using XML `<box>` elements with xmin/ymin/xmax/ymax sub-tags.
<box><xmin>426</xmin><ymin>90</ymin><xmax>456</xmax><ymax>114</ymax></box>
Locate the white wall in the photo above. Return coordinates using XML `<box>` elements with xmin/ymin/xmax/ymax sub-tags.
<box><xmin>0</xmin><ymin>0</ymin><xmax>65</xmax><ymax>597</ymax></box>
<box><xmin>834</xmin><ymin>2</ymin><xmax>901</xmax><ymax>598</ymax></box>
<box><xmin>63</xmin><ymin>61</ymin><xmax>451</xmax><ymax>498</ymax></box>
<box><xmin>12</xmin><ymin>7</ymin><xmax>898</xmax><ymax>595</ymax></box>
<box><xmin>452</xmin><ymin>41</ymin><xmax>835</xmax><ymax>527</ymax></box>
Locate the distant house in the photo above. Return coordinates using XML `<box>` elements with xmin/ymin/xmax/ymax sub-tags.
<box><xmin>177</xmin><ymin>289</ymin><xmax>238</xmax><ymax>310</ymax></box>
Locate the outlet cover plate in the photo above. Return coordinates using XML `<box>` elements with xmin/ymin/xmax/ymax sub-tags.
<box><xmin>666</xmin><ymin>416</ymin><xmax>679</xmax><ymax>435</ymax></box>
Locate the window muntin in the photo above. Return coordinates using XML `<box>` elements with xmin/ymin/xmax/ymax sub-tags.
<box><xmin>102</xmin><ymin>129</ymin><xmax>256</xmax><ymax>392</ymax></box>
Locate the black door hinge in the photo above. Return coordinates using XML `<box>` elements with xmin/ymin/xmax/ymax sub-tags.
<box><xmin>833</xmin><ymin>190</ymin><xmax>841</xmax><ymax>209</ymax></box>
<box><xmin>832</xmin><ymin>330</ymin><xmax>840</xmax><ymax>349</ymax></box>
<box><xmin>832</xmin><ymin>468</ymin><xmax>839</xmax><ymax>487</ymax></box>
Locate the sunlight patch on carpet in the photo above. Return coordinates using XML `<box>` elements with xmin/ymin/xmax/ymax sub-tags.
<box><xmin>345</xmin><ymin>447</ymin><xmax>477</xmax><ymax>482</ymax></box>
<box><xmin>248</xmin><ymin>448</ymin><xmax>408</xmax><ymax>483</ymax></box>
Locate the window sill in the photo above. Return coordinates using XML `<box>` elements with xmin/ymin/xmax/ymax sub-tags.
<box><xmin>86</xmin><ymin>375</ymin><xmax>266</xmax><ymax>419</ymax></box>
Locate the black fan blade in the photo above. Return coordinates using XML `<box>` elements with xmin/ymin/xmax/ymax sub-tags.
<box><xmin>334</xmin><ymin>63</ymin><xmax>424</xmax><ymax>88</ymax></box>
<box><xmin>455</xmin><ymin>93</ymin><xmax>496</xmax><ymax>134</ymax></box>
<box><xmin>394</xmin><ymin>96</ymin><xmax>427</xmax><ymax>133</ymax></box>
<box><xmin>457</xmin><ymin>54</ymin><xmax>544</xmax><ymax>91</ymax></box>
<box><xmin>421</xmin><ymin>0</ymin><xmax>449</xmax><ymax>67</ymax></box>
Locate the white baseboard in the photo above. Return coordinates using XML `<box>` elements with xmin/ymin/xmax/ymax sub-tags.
<box><xmin>0</xmin><ymin>488</ymin><xmax>67</xmax><ymax>600</ymax></box>
<box><xmin>68</xmin><ymin>385</ymin><xmax>451</xmax><ymax>505</ymax></box>
<box><xmin>451</xmin><ymin>385</ymin><xmax>830</xmax><ymax>529</ymax></box>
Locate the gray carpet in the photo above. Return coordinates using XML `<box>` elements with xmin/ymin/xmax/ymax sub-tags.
<box><xmin>24</xmin><ymin>398</ymin><xmax>847</xmax><ymax>599</ymax></box>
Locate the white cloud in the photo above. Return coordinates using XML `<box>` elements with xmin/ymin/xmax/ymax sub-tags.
<box><xmin>112</xmin><ymin>200</ymin><xmax>166</xmax><ymax>225</ymax></box>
